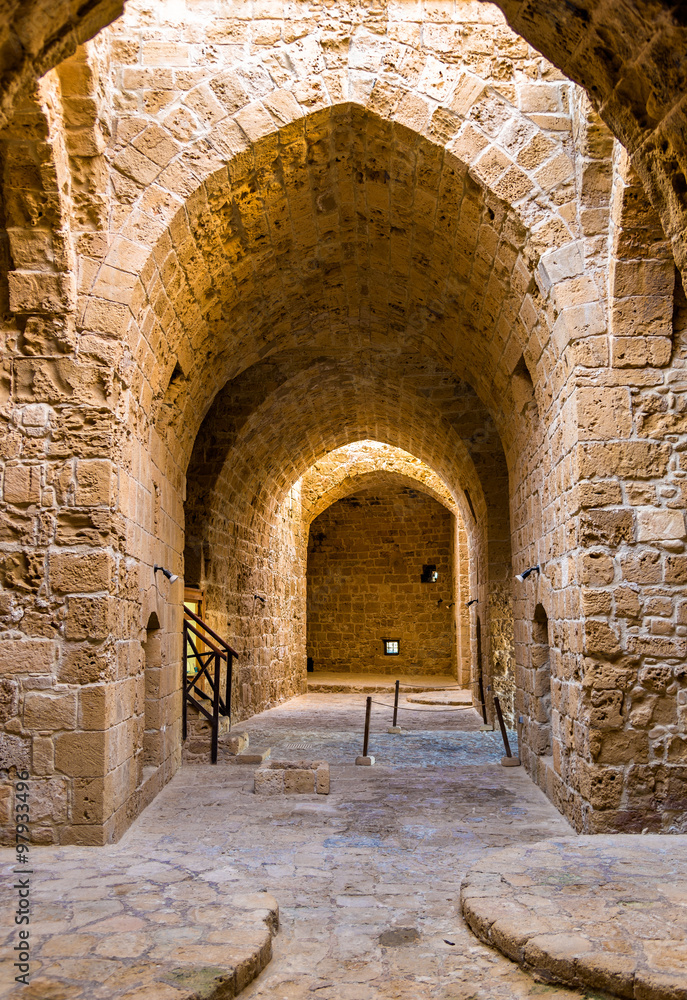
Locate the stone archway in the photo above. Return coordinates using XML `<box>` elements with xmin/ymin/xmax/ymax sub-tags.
<box><xmin>4</xmin><ymin>2</ymin><xmax>687</xmax><ymax>846</ymax></box>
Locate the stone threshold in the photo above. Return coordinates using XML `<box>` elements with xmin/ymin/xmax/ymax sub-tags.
<box><xmin>307</xmin><ymin>672</ymin><xmax>459</xmax><ymax>693</ymax></box>
<box><xmin>460</xmin><ymin>836</ymin><xmax>687</xmax><ymax>1000</ymax></box>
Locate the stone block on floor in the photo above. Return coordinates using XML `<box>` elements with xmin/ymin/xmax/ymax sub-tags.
<box><xmin>254</xmin><ymin>759</ymin><xmax>330</xmax><ymax>795</ymax></box>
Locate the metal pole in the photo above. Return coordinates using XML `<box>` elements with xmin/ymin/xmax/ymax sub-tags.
<box><xmin>493</xmin><ymin>695</ymin><xmax>512</xmax><ymax>758</ymax></box>
<box><xmin>362</xmin><ymin>695</ymin><xmax>372</xmax><ymax>757</ymax></box>
<box><xmin>478</xmin><ymin>673</ymin><xmax>488</xmax><ymax>725</ymax></box>
<box><xmin>392</xmin><ymin>680</ymin><xmax>399</xmax><ymax>728</ymax></box>
<box><xmin>211</xmin><ymin>651</ymin><xmax>220</xmax><ymax>764</ymax></box>
<box><xmin>182</xmin><ymin>617</ymin><xmax>188</xmax><ymax>742</ymax></box>
<box><xmin>226</xmin><ymin>652</ymin><xmax>232</xmax><ymax>730</ymax></box>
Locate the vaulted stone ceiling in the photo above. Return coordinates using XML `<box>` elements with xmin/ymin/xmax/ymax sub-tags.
<box><xmin>3</xmin><ymin>1</ymin><xmax>686</xmax><ymax>282</ymax></box>
<box><xmin>497</xmin><ymin>0</ymin><xmax>687</xmax><ymax>280</ymax></box>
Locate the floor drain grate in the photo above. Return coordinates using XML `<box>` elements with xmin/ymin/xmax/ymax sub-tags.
<box><xmin>283</xmin><ymin>743</ymin><xmax>316</xmax><ymax>750</ymax></box>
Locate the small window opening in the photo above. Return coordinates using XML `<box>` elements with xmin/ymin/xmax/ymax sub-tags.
<box><xmin>421</xmin><ymin>564</ymin><xmax>438</xmax><ymax>583</ymax></box>
<box><xmin>383</xmin><ymin>639</ymin><xmax>400</xmax><ymax>656</ymax></box>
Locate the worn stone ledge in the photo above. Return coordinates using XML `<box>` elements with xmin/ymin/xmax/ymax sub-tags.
<box><xmin>0</xmin><ymin>850</ymin><xmax>279</xmax><ymax>1000</ymax></box>
<box><xmin>460</xmin><ymin>836</ymin><xmax>687</xmax><ymax>1000</ymax></box>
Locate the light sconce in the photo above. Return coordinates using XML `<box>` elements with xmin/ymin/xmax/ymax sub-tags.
<box><xmin>154</xmin><ymin>564</ymin><xmax>179</xmax><ymax>584</ymax></box>
<box><xmin>466</xmin><ymin>599</ymin><xmax>478</xmax><ymax>607</ymax></box>
<box><xmin>515</xmin><ymin>565</ymin><xmax>540</xmax><ymax>583</ymax></box>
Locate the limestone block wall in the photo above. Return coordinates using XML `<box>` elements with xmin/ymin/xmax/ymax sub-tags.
<box><xmin>300</xmin><ymin>442</ymin><xmax>473</xmax><ymax>686</ymax></box>
<box><xmin>307</xmin><ymin>486</ymin><xmax>455</xmax><ymax>676</ymax></box>
<box><xmin>3</xmin><ymin>0</ymin><xmax>687</xmax><ymax>844</ymax></box>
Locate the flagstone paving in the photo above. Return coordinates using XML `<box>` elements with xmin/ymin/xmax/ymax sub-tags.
<box><xmin>2</xmin><ymin>693</ymin><xmax>686</xmax><ymax>999</ymax></box>
<box><xmin>461</xmin><ymin>838</ymin><xmax>687</xmax><ymax>1000</ymax></box>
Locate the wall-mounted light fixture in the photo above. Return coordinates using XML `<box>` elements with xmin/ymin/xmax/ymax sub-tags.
<box><xmin>154</xmin><ymin>564</ymin><xmax>179</xmax><ymax>584</ymax></box>
<box><xmin>515</xmin><ymin>565</ymin><xmax>540</xmax><ymax>583</ymax></box>
<box><xmin>254</xmin><ymin>595</ymin><xmax>266</xmax><ymax>604</ymax></box>
<box><xmin>466</xmin><ymin>598</ymin><xmax>478</xmax><ymax>607</ymax></box>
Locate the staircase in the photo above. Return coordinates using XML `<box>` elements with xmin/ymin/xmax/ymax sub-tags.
<box><xmin>182</xmin><ymin>606</ymin><xmax>238</xmax><ymax>763</ymax></box>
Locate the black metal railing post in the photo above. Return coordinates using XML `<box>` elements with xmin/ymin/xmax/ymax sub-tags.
<box><xmin>362</xmin><ymin>695</ymin><xmax>372</xmax><ymax>758</ymax></box>
<box><xmin>182</xmin><ymin>607</ymin><xmax>239</xmax><ymax>763</ymax></box>
<box><xmin>226</xmin><ymin>652</ymin><xmax>232</xmax><ymax>727</ymax></box>
<box><xmin>211</xmin><ymin>651</ymin><xmax>221</xmax><ymax>763</ymax></box>
<box><xmin>392</xmin><ymin>680</ymin><xmax>399</xmax><ymax>728</ymax></box>
<box><xmin>478</xmin><ymin>673</ymin><xmax>488</xmax><ymax>725</ymax></box>
<box><xmin>493</xmin><ymin>695</ymin><xmax>512</xmax><ymax>758</ymax></box>
<box><xmin>182</xmin><ymin>616</ymin><xmax>188</xmax><ymax>742</ymax></box>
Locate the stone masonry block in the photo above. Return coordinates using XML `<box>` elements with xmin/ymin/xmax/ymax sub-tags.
<box><xmin>575</xmin><ymin>387</ymin><xmax>631</xmax><ymax>441</ymax></box>
<box><xmin>283</xmin><ymin>768</ymin><xmax>316</xmax><ymax>794</ymax></box>
<box><xmin>54</xmin><ymin>731</ymin><xmax>106</xmax><ymax>777</ymax></box>
<box><xmin>3</xmin><ymin>465</ymin><xmax>41</xmax><ymax>504</ymax></box>
<box><xmin>255</xmin><ymin>760</ymin><xmax>329</xmax><ymax>795</ymax></box>
<box><xmin>637</xmin><ymin>509</ymin><xmax>686</xmax><ymax>542</ymax></box>
<box><xmin>0</xmin><ymin>639</ymin><xmax>57</xmax><ymax>676</ymax></box>
<box><xmin>32</xmin><ymin>736</ymin><xmax>55</xmax><ymax>775</ymax></box>
<box><xmin>14</xmin><ymin>358</ymin><xmax>109</xmax><ymax>407</ymax></box>
<box><xmin>611</xmin><ymin>336</ymin><xmax>672</xmax><ymax>368</ymax></box>
<box><xmin>24</xmin><ymin>691</ymin><xmax>78</xmax><ymax>731</ymax></box>
<box><xmin>8</xmin><ymin>271</ymin><xmax>76</xmax><ymax>314</ymax></box>
<box><xmin>65</xmin><ymin>596</ymin><xmax>111</xmax><ymax>640</ymax></box>
<box><xmin>79</xmin><ymin>685</ymin><xmax>123</xmax><ymax>730</ymax></box>
<box><xmin>537</xmin><ymin>241</ymin><xmax>584</xmax><ymax>290</ymax></box>
<box><xmin>254</xmin><ymin>768</ymin><xmax>284</xmax><ymax>796</ymax></box>
<box><xmin>552</xmin><ymin>302</ymin><xmax>605</xmax><ymax>353</ymax></box>
<box><xmin>316</xmin><ymin>762</ymin><xmax>330</xmax><ymax>794</ymax></box>
<box><xmin>50</xmin><ymin>551</ymin><xmax>113</xmax><ymax>593</ymax></box>
<box><xmin>74</xmin><ymin>460</ymin><xmax>114</xmax><ymax>507</ymax></box>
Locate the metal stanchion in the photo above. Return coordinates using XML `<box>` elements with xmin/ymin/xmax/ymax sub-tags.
<box><xmin>356</xmin><ymin>695</ymin><xmax>375</xmax><ymax>765</ymax></box>
<box><xmin>494</xmin><ymin>695</ymin><xmax>520</xmax><ymax>767</ymax></box>
<box><xmin>478</xmin><ymin>675</ymin><xmax>488</xmax><ymax>724</ymax></box>
<box><xmin>387</xmin><ymin>680</ymin><xmax>402</xmax><ymax>733</ymax></box>
<box><xmin>479</xmin><ymin>678</ymin><xmax>493</xmax><ymax>731</ymax></box>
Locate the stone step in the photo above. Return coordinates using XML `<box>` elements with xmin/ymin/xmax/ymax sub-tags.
<box><xmin>183</xmin><ymin>729</ymin><xmax>250</xmax><ymax>765</ymax></box>
<box><xmin>307</xmin><ymin>671</ymin><xmax>459</xmax><ymax>693</ymax></box>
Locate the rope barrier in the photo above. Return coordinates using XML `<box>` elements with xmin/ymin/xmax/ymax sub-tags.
<box><xmin>369</xmin><ymin>699</ymin><xmax>475</xmax><ymax>714</ymax></box>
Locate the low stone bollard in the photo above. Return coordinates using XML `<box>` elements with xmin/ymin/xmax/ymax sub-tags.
<box><xmin>254</xmin><ymin>759</ymin><xmax>330</xmax><ymax>795</ymax></box>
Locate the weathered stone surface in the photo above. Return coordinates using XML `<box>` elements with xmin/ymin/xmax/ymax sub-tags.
<box><xmin>461</xmin><ymin>837</ymin><xmax>687</xmax><ymax>999</ymax></box>
<box><xmin>1</xmin><ymin>0</ymin><xmax>687</xmax><ymax>851</ymax></box>
<box><xmin>307</xmin><ymin>486</ymin><xmax>454</xmax><ymax>676</ymax></box>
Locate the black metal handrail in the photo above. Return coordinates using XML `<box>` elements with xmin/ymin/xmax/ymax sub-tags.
<box><xmin>182</xmin><ymin>607</ymin><xmax>237</xmax><ymax>763</ymax></box>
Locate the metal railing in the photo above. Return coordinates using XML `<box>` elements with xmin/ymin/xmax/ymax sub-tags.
<box><xmin>182</xmin><ymin>606</ymin><xmax>238</xmax><ymax>763</ymax></box>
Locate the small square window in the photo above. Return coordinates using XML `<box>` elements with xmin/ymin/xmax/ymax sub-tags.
<box><xmin>383</xmin><ymin>639</ymin><xmax>400</xmax><ymax>655</ymax></box>
<box><xmin>421</xmin><ymin>564</ymin><xmax>438</xmax><ymax>583</ymax></box>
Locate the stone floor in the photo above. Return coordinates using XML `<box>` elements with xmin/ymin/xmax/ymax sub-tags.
<box><xmin>2</xmin><ymin>693</ymin><xmax>686</xmax><ymax>1000</ymax></box>
<box><xmin>236</xmin><ymin>691</ymin><xmax>513</xmax><ymax>767</ymax></box>
<box><xmin>461</xmin><ymin>838</ymin><xmax>687</xmax><ymax>1000</ymax></box>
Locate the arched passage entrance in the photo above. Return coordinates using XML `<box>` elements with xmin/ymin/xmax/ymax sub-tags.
<box><xmin>306</xmin><ymin>480</ymin><xmax>457</xmax><ymax>680</ymax></box>
<box><xmin>6</xmin><ymin>1</ymin><xmax>686</xmax><ymax>846</ymax></box>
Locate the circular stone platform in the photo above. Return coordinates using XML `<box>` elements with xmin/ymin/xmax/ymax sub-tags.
<box><xmin>406</xmin><ymin>689</ymin><xmax>472</xmax><ymax>705</ymax></box>
<box><xmin>460</xmin><ymin>836</ymin><xmax>687</xmax><ymax>1000</ymax></box>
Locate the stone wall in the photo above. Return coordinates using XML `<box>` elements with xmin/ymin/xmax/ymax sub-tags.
<box><xmin>1</xmin><ymin>0</ymin><xmax>687</xmax><ymax>844</ymax></box>
<box><xmin>307</xmin><ymin>486</ymin><xmax>455</xmax><ymax>676</ymax></box>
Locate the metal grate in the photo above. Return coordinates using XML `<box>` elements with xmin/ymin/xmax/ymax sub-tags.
<box><xmin>283</xmin><ymin>742</ymin><xmax>316</xmax><ymax>750</ymax></box>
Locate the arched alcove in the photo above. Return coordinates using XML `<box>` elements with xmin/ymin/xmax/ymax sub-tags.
<box><xmin>306</xmin><ymin>481</ymin><xmax>457</xmax><ymax>680</ymax></box>
<box><xmin>141</xmin><ymin>611</ymin><xmax>162</xmax><ymax>772</ymax></box>
<box><xmin>530</xmin><ymin>603</ymin><xmax>552</xmax><ymax>757</ymax></box>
